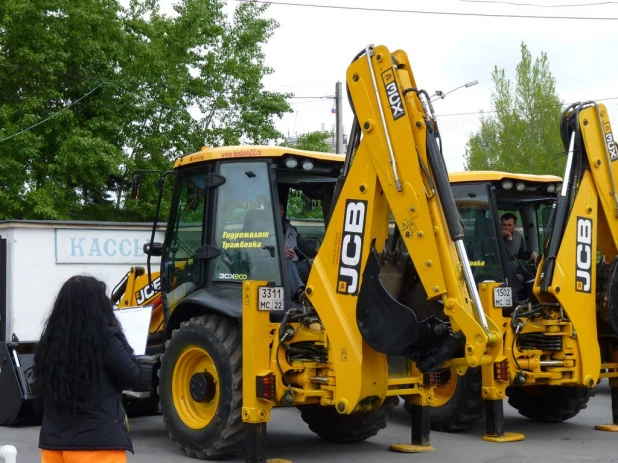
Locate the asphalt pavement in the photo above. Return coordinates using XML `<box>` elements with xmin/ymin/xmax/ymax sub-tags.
<box><xmin>3</xmin><ymin>382</ymin><xmax>618</xmax><ymax>463</ymax></box>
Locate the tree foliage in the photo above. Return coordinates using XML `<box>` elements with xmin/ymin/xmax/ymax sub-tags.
<box><xmin>465</xmin><ymin>43</ymin><xmax>565</xmax><ymax>176</ymax></box>
<box><xmin>281</xmin><ymin>130</ymin><xmax>333</xmax><ymax>153</ymax></box>
<box><xmin>0</xmin><ymin>0</ymin><xmax>291</xmax><ymax>221</ymax></box>
<box><xmin>286</xmin><ymin>189</ymin><xmax>324</xmax><ymax>220</ymax></box>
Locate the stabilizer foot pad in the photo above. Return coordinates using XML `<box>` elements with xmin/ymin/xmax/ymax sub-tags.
<box><xmin>482</xmin><ymin>432</ymin><xmax>525</xmax><ymax>443</ymax></box>
<box><xmin>266</xmin><ymin>460</ymin><xmax>292</xmax><ymax>463</ymax></box>
<box><xmin>389</xmin><ymin>444</ymin><xmax>435</xmax><ymax>453</ymax></box>
<box><xmin>595</xmin><ymin>424</ymin><xmax>618</xmax><ymax>432</ymax></box>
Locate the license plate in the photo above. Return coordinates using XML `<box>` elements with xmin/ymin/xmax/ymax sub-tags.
<box><xmin>493</xmin><ymin>287</ymin><xmax>513</xmax><ymax>307</ymax></box>
<box><xmin>258</xmin><ymin>286</ymin><xmax>285</xmax><ymax>311</ymax></box>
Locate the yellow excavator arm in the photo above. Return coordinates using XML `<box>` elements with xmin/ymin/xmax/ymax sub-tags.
<box><xmin>535</xmin><ymin>102</ymin><xmax>618</xmax><ymax>386</ymax></box>
<box><xmin>305</xmin><ymin>44</ymin><xmax>501</xmax><ymax>408</ymax></box>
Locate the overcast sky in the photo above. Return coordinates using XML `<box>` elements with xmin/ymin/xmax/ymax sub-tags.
<box><xmin>178</xmin><ymin>0</ymin><xmax>618</xmax><ymax>172</ymax></box>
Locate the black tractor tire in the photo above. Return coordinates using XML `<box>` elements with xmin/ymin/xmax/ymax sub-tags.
<box><xmin>123</xmin><ymin>394</ymin><xmax>161</xmax><ymax>418</ymax></box>
<box><xmin>507</xmin><ymin>385</ymin><xmax>594</xmax><ymax>422</ymax></box>
<box><xmin>158</xmin><ymin>314</ymin><xmax>243</xmax><ymax>460</ymax></box>
<box><xmin>403</xmin><ymin>367</ymin><xmax>484</xmax><ymax>432</ymax></box>
<box><xmin>298</xmin><ymin>396</ymin><xmax>399</xmax><ymax>443</ymax></box>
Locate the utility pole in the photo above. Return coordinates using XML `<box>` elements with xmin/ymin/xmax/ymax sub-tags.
<box><xmin>335</xmin><ymin>81</ymin><xmax>344</xmax><ymax>154</ymax></box>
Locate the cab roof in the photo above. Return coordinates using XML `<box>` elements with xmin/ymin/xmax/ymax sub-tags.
<box><xmin>449</xmin><ymin>171</ymin><xmax>562</xmax><ymax>183</ymax></box>
<box><xmin>174</xmin><ymin>145</ymin><xmax>344</xmax><ymax>168</ymax></box>
<box><xmin>175</xmin><ymin>149</ymin><xmax>563</xmax><ymax>184</ymax></box>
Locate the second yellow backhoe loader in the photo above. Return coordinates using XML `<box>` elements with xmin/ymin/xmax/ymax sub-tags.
<box><xmin>414</xmin><ymin>102</ymin><xmax>618</xmax><ymax>438</ymax></box>
<box><xmin>405</xmin><ymin>171</ymin><xmax>564</xmax><ymax>432</ymax></box>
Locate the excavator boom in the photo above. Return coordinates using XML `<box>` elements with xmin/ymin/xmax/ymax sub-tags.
<box><xmin>535</xmin><ymin>102</ymin><xmax>618</xmax><ymax>386</ymax></box>
<box><xmin>304</xmin><ymin>45</ymin><xmax>501</xmax><ymax>409</ymax></box>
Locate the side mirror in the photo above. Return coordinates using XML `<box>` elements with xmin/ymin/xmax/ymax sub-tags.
<box><xmin>130</xmin><ymin>174</ymin><xmax>143</xmax><ymax>200</ymax></box>
<box><xmin>143</xmin><ymin>242</ymin><xmax>163</xmax><ymax>257</ymax></box>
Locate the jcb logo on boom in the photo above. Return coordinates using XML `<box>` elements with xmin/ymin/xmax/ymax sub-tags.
<box><xmin>382</xmin><ymin>69</ymin><xmax>405</xmax><ymax>121</ymax></box>
<box><xmin>575</xmin><ymin>217</ymin><xmax>592</xmax><ymax>293</ymax></box>
<box><xmin>337</xmin><ymin>200</ymin><xmax>367</xmax><ymax>296</ymax></box>
<box><xmin>136</xmin><ymin>276</ymin><xmax>161</xmax><ymax>305</ymax></box>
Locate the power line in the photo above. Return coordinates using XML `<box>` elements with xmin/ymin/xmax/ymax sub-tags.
<box><xmin>0</xmin><ymin>63</ymin><xmax>318</xmax><ymax>110</ymax></box>
<box><xmin>236</xmin><ymin>0</ymin><xmax>618</xmax><ymax>19</ymax></box>
<box><xmin>289</xmin><ymin>99</ymin><xmax>335</xmax><ymax>106</ymax></box>
<box><xmin>0</xmin><ymin>63</ymin><xmax>336</xmax><ymax>102</ymax></box>
<box><xmin>2</xmin><ymin>63</ymin><xmax>616</xmax><ymax>121</ymax></box>
<box><xmin>280</xmin><ymin>101</ymin><xmax>334</xmax><ymax>119</ymax></box>
<box><xmin>0</xmin><ymin>83</ymin><xmax>104</xmax><ymax>144</ymax></box>
<box><xmin>460</xmin><ymin>0</ymin><xmax>618</xmax><ymax>7</ymax></box>
<box><xmin>0</xmin><ymin>63</ymin><xmax>297</xmax><ymax>101</ymax></box>
<box><xmin>289</xmin><ymin>96</ymin><xmax>334</xmax><ymax>99</ymax></box>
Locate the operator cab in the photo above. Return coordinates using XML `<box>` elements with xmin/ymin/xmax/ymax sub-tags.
<box><xmin>156</xmin><ymin>146</ymin><xmax>343</xmax><ymax>322</ymax></box>
<box><xmin>450</xmin><ymin>171</ymin><xmax>562</xmax><ymax>308</ymax></box>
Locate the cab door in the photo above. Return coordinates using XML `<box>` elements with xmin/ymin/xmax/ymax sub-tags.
<box><xmin>210</xmin><ymin>161</ymin><xmax>283</xmax><ymax>287</ymax></box>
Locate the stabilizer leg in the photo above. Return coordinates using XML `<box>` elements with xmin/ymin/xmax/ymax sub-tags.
<box><xmin>482</xmin><ymin>399</ymin><xmax>524</xmax><ymax>443</ymax></box>
<box><xmin>242</xmin><ymin>281</ymin><xmax>292</xmax><ymax>463</ymax></box>
<box><xmin>245</xmin><ymin>423</ymin><xmax>267</xmax><ymax>463</ymax></box>
<box><xmin>245</xmin><ymin>420</ymin><xmax>292</xmax><ymax>463</ymax></box>
<box><xmin>595</xmin><ymin>380</ymin><xmax>618</xmax><ymax>431</ymax></box>
<box><xmin>389</xmin><ymin>401</ymin><xmax>434</xmax><ymax>453</ymax></box>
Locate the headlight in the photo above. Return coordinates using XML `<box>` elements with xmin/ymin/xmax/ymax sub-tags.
<box><xmin>501</xmin><ymin>180</ymin><xmax>513</xmax><ymax>190</ymax></box>
<box><xmin>285</xmin><ymin>157</ymin><xmax>298</xmax><ymax>169</ymax></box>
<box><xmin>515</xmin><ymin>182</ymin><xmax>526</xmax><ymax>191</ymax></box>
<box><xmin>546</xmin><ymin>184</ymin><xmax>555</xmax><ymax>193</ymax></box>
<box><xmin>302</xmin><ymin>160</ymin><xmax>314</xmax><ymax>171</ymax></box>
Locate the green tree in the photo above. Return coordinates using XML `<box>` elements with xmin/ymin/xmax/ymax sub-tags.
<box><xmin>282</xmin><ymin>130</ymin><xmax>333</xmax><ymax>219</ymax></box>
<box><xmin>465</xmin><ymin>43</ymin><xmax>564</xmax><ymax>176</ymax></box>
<box><xmin>282</xmin><ymin>130</ymin><xmax>333</xmax><ymax>153</ymax></box>
<box><xmin>0</xmin><ymin>0</ymin><xmax>291</xmax><ymax>221</ymax></box>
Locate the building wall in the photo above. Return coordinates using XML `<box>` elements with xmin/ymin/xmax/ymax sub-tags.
<box><xmin>0</xmin><ymin>222</ymin><xmax>163</xmax><ymax>342</ymax></box>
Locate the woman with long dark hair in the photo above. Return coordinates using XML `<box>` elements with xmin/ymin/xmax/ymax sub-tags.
<box><xmin>34</xmin><ymin>275</ymin><xmax>141</xmax><ymax>463</ymax></box>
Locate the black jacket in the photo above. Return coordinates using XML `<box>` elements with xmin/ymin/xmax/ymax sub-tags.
<box><xmin>282</xmin><ymin>218</ymin><xmax>318</xmax><ymax>259</ymax></box>
<box><xmin>39</xmin><ymin>327</ymin><xmax>141</xmax><ymax>452</ymax></box>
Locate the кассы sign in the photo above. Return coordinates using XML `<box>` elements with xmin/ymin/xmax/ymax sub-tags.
<box><xmin>55</xmin><ymin>229</ymin><xmax>164</xmax><ymax>264</ymax></box>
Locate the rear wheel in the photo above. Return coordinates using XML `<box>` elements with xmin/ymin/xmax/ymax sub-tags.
<box><xmin>403</xmin><ymin>367</ymin><xmax>483</xmax><ymax>432</ymax></box>
<box><xmin>158</xmin><ymin>314</ymin><xmax>243</xmax><ymax>459</ymax></box>
<box><xmin>507</xmin><ymin>385</ymin><xmax>593</xmax><ymax>422</ymax></box>
<box><xmin>298</xmin><ymin>397</ymin><xmax>399</xmax><ymax>443</ymax></box>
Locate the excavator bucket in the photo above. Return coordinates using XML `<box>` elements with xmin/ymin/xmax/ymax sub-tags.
<box><xmin>357</xmin><ymin>248</ymin><xmax>460</xmax><ymax>372</ymax></box>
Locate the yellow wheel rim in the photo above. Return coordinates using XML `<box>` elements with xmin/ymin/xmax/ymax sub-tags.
<box><xmin>430</xmin><ymin>369</ymin><xmax>458</xmax><ymax>408</ymax></box>
<box><xmin>172</xmin><ymin>346</ymin><xmax>220</xmax><ymax>429</ymax></box>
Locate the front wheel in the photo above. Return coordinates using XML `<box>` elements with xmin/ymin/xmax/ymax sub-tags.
<box><xmin>298</xmin><ymin>397</ymin><xmax>399</xmax><ymax>443</ymax></box>
<box><xmin>402</xmin><ymin>367</ymin><xmax>483</xmax><ymax>432</ymax></box>
<box><xmin>507</xmin><ymin>385</ymin><xmax>593</xmax><ymax>422</ymax></box>
<box><xmin>158</xmin><ymin>314</ymin><xmax>243</xmax><ymax>460</ymax></box>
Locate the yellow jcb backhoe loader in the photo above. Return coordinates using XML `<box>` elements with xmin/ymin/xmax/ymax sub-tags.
<box><xmin>413</xmin><ymin>102</ymin><xmax>618</xmax><ymax>437</ymax></box>
<box><xmin>120</xmin><ymin>43</ymin><xmax>507</xmax><ymax>460</ymax></box>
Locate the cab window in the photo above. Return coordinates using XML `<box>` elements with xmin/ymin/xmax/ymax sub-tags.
<box><xmin>212</xmin><ymin>162</ymin><xmax>281</xmax><ymax>285</ymax></box>
<box><xmin>283</xmin><ymin>189</ymin><xmax>325</xmax><ymax>252</ymax></box>
<box><xmin>164</xmin><ymin>172</ymin><xmax>207</xmax><ymax>292</ymax></box>
<box><xmin>452</xmin><ymin>183</ymin><xmax>505</xmax><ymax>283</ymax></box>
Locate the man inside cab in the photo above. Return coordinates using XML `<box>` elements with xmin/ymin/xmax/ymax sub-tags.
<box><xmin>501</xmin><ymin>213</ymin><xmax>538</xmax><ymax>300</ymax></box>
<box><xmin>280</xmin><ymin>201</ymin><xmax>319</xmax><ymax>302</ymax></box>
<box><xmin>501</xmin><ymin>213</ymin><xmax>538</xmax><ymax>263</ymax></box>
